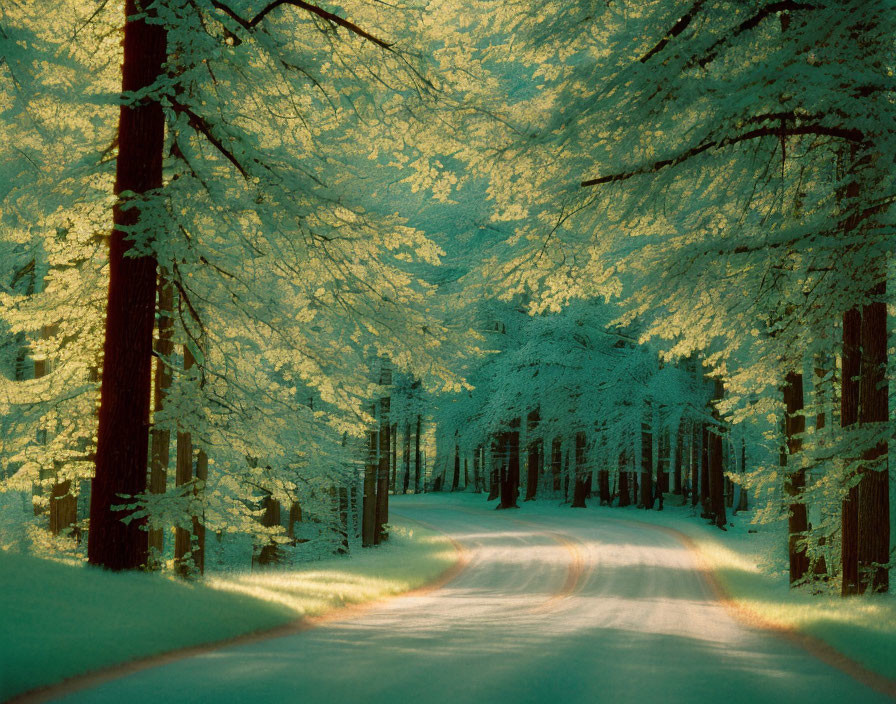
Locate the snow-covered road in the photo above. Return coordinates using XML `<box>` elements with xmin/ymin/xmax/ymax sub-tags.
<box><xmin>52</xmin><ymin>498</ymin><xmax>892</xmax><ymax>703</ymax></box>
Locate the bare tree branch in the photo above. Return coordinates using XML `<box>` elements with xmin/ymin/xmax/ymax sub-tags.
<box><xmin>211</xmin><ymin>0</ymin><xmax>393</xmax><ymax>50</ymax></box>
<box><xmin>581</xmin><ymin>120</ymin><xmax>865</xmax><ymax>187</ymax></box>
<box><xmin>640</xmin><ymin>0</ymin><xmax>706</xmax><ymax>63</ymax></box>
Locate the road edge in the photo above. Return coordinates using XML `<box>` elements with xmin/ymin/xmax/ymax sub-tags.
<box><xmin>5</xmin><ymin>519</ymin><xmax>468</xmax><ymax>704</ymax></box>
<box><xmin>644</xmin><ymin>520</ymin><xmax>896</xmax><ymax>701</ymax></box>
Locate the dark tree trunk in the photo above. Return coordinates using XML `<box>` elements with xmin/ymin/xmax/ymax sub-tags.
<box><xmin>858</xmin><ymin>284</ymin><xmax>889</xmax><ymax>594</ymax></box>
<box><xmin>472</xmin><ymin>445</ymin><xmax>482</xmax><ymax>493</ymax></box>
<box><xmin>673</xmin><ymin>422</ymin><xmax>683</xmax><ymax>495</ymax></box>
<box><xmin>598</xmin><ymin>469</ymin><xmax>610</xmax><ymax>505</ymax></box>
<box><xmin>390</xmin><ymin>423</ymin><xmax>397</xmax><ymax>493</ymax></box>
<box><xmin>375</xmin><ymin>397</ymin><xmax>390</xmax><ymax>543</ymax></box>
<box><xmin>735</xmin><ymin>436</ymin><xmax>749</xmax><ymax>513</ymax></box>
<box><xmin>551</xmin><ymin>437</ymin><xmax>562</xmax><ymax>494</ymax></box>
<box><xmin>617</xmin><ymin>443</ymin><xmax>630</xmax><ymax>507</ymax></box>
<box><xmin>87</xmin><ymin>0</ymin><xmax>166</xmax><ymax>570</ymax></box>
<box><xmin>640</xmin><ymin>413</ymin><xmax>654</xmax><ymax>509</ymax></box>
<box><xmin>498</xmin><ymin>420</ymin><xmax>520</xmax><ymax>509</ymax></box>
<box><xmin>414</xmin><ymin>414</ymin><xmax>422</xmax><ymax>493</ymax></box>
<box><xmin>690</xmin><ymin>423</ymin><xmax>699</xmax><ymax>507</ymax></box>
<box><xmin>525</xmin><ymin>408</ymin><xmax>540</xmax><ymax>501</ymax></box>
<box><xmin>700</xmin><ymin>424</ymin><xmax>710</xmax><ymax>514</ymax></box>
<box><xmin>783</xmin><ymin>372</ymin><xmax>809</xmax><ymax>584</ymax></box>
<box><xmin>362</xmin><ymin>404</ymin><xmax>377</xmax><ymax>547</ymax></box>
<box><xmin>706</xmin><ymin>380</ymin><xmax>727</xmax><ymax>529</ymax></box>
<box><xmin>402</xmin><ymin>421</ymin><xmax>411</xmax><ymax>494</ymax></box>
<box><xmin>658</xmin><ymin>426</ymin><xmax>669</xmax><ymax>494</ymax></box>
<box><xmin>255</xmin><ymin>494</ymin><xmax>281</xmax><ymax>567</ymax></box>
<box><xmin>451</xmin><ymin>443</ymin><xmax>460</xmax><ymax>491</ymax></box>
<box><xmin>571</xmin><ymin>431</ymin><xmax>589</xmax><ymax>508</ymax></box>
<box><xmin>488</xmin><ymin>435</ymin><xmax>501</xmax><ymax>500</ymax></box>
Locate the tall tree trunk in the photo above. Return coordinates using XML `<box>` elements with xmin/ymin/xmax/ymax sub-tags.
<box><xmin>525</xmin><ymin>408</ymin><xmax>540</xmax><ymax>501</ymax></box>
<box><xmin>858</xmin><ymin>283</ymin><xmax>889</xmax><ymax>593</ymax></box>
<box><xmin>598</xmin><ymin>468</ymin><xmax>611</xmax><ymax>505</ymax></box>
<box><xmin>174</xmin><ymin>344</ymin><xmax>203</xmax><ymax>577</ymax></box>
<box><xmin>691</xmin><ymin>423</ymin><xmax>700</xmax><ymax>507</ymax></box>
<box><xmin>497</xmin><ymin>420</ymin><xmax>520</xmax><ymax>509</ymax></box>
<box><xmin>255</xmin><ymin>494</ymin><xmax>281</xmax><ymax>567</ymax></box>
<box><xmin>402</xmin><ymin>421</ymin><xmax>411</xmax><ymax>494</ymax></box>
<box><xmin>551</xmin><ymin>437</ymin><xmax>562</xmax><ymax>494</ymax></box>
<box><xmin>362</xmin><ymin>404</ymin><xmax>377</xmax><ymax>547</ymax></box>
<box><xmin>472</xmin><ymin>445</ymin><xmax>482</xmax><ymax>493</ymax></box>
<box><xmin>735</xmin><ymin>435</ymin><xmax>749</xmax><ymax>513</ymax></box>
<box><xmin>673</xmin><ymin>421</ymin><xmax>683</xmax><ymax>495</ymax></box>
<box><xmin>88</xmin><ymin>1</ymin><xmax>166</xmax><ymax>570</ymax></box>
<box><xmin>842</xmin><ymin>308</ymin><xmax>862</xmax><ymax>594</ymax></box>
<box><xmin>414</xmin><ymin>414</ymin><xmax>422</xmax><ymax>494</ymax></box>
<box><xmin>451</xmin><ymin>443</ymin><xmax>460</xmax><ymax>491</ymax></box>
<box><xmin>707</xmin><ymin>380</ymin><xmax>727</xmax><ymax>529</ymax></box>
<box><xmin>390</xmin><ymin>423</ymin><xmax>397</xmax><ymax>493</ymax></box>
<box><xmin>639</xmin><ymin>411</ymin><xmax>653</xmax><ymax>509</ymax></box>
<box><xmin>375</xmin><ymin>397</ymin><xmax>390</xmax><ymax>543</ymax></box>
<box><xmin>571</xmin><ymin>431</ymin><xmax>589</xmax><ymax>508</ymax></box>
<box><xmin>488</xmin><ymin>434</ymin><xmax>501</xmax><ymax>501</ymax></box>
<box><xmin>700</xmin><ymin>424</ymin><xmax>710</xmax><ymax>514</ymax></box>
<box><xmin>193</xmin><ymin>448</ymin><xmax>207</xmax><ymax>574</ymax></box>
<box><xmin>148</xmin><ymin>270</ymin><xmax>173</xmax><ymax>564</ymax></box>
<box><xmin>783</xmin><ymin>372</ymin><xmax>808</xmax><ymax>583</ymax></box>
<box><xmin>617</xmin><ymin>439</ymin><xmax>630</xmax><ymax>507</ymax></box>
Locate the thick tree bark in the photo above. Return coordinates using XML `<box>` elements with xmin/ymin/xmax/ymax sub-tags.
<box><xmin>783</xmin><ymin>372</ymin><xmax>808</xmax><ymax>584</ymax></box>
<box><xmin>858</xmin><ymin>284</ymin><xmax>889</xmax><ymax>594</ymax></box>
<box><xmin>88</xmin><ymin>1</ymin><xmax>166</xmax><ymax>570</ymax></box>
<box><xmin>148</xmin><ymin>270</ymin><xmax>174</xmax><ymax>564</ymax></box>
<box><xmin>841</xmin><ymin>308</ymin><xmax>861</xmax><ymax>594</ymax></box>
<box><xmin>571</xmin><ymin>431</ymin><xmax>589</xmax><ymax>508</ymax></box>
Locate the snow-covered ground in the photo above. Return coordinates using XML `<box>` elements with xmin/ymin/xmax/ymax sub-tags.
<box><xmin>0</xmin><ymin>520</ymin><xmax>455</xmax><ymax>701</ymax></box>
<box><xmin>35</xmin><ymin>494</ymin><xmax>895</xmax><ymax>704</ymax></box>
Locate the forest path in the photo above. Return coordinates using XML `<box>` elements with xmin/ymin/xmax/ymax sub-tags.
<box><xmin>52</xmin><ymin>496</ymin><xmax>892</xmax><ymax>704</ymax></box>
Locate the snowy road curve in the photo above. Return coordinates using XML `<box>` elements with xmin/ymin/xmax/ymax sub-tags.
<box><xmin>53</xmin><ymin>498</ymin><xmax>892</xmax><ymax>704</ymax></box>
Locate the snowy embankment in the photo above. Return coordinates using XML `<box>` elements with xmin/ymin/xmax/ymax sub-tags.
<box><xmin>0</xmin><ymin>520</ymin><xmax>456</xmax><ymax>701</ymax></box>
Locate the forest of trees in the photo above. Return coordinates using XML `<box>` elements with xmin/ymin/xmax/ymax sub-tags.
<box><xmin>0</xmin><ymin>0</ymin><xmax>892</xmax><ymax>598</ymax></box>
